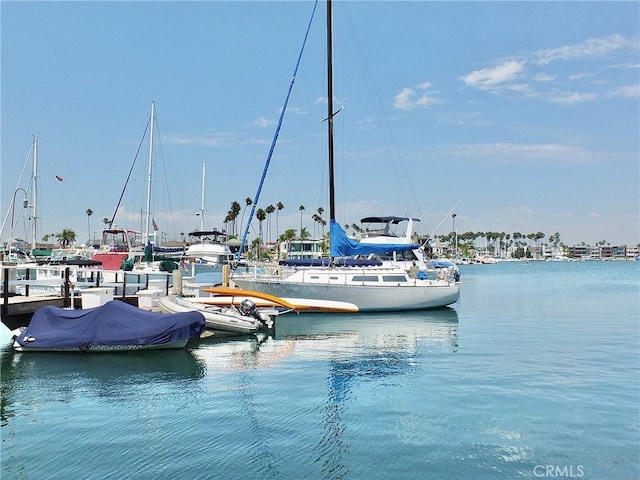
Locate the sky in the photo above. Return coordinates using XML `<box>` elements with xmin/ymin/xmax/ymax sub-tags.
<box><xmin>1</xmin><ymin>0</ymin><xmax>639</xmax><ymax>248</ymax></box>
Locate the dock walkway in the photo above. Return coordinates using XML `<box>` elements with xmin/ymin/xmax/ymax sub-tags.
<box><xmin>1</xmin><ymin>264</ymin><xmax>172</xmax><ymax>331</ymax></box>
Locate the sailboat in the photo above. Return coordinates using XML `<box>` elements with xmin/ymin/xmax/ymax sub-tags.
<box><xmin>92</xmin><ymin>101</ymin><xmax>177</xmax><ymax>275</ymax></box>
<box><xmin>181</xmin><ymin>162</ymin><xmax>235</xmax><ymax>269</ymax></box>
<box><xmin>231</xmin><ymin>0</ymin><xmax>459</xmax><ymax>312</ymax></box>
<box><xmin>1</xmin><ymin>136</ymin><xmax>41</xmax><ymax>265</ymax></box>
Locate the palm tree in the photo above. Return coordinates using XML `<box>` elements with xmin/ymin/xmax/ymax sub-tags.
<box><xmin>265</xmin><ymin>204</ymin><xmax>276</xmax><ymax>243</ymax></box>
<box><xmin>279</xmin><ymin>228</ymin><xmax>296</xmax><ymax>260</ymax></box>
<box><xmin>298</xmin><ymin>205</ymin><xmax>305</xmax><ymax>239</ymax></box>
<box><xmin>451</xmin><ymin>213</ymin><xmax>457</xmax><ymax>255</ymax></box>
<box><xmin>86</xmin><ymin>208</ymin><xmax>93</xmax><ymax>243</ymax></box>
<box><xmin>276</xmin><ymin>202</ymin><xmax>284</xmax><ymax>241</ymax></box>
<box><xmin>280</xmin><ymin>228</ymin><xmax>296</xmax><ymax>243</ymax></box>
<box><xmin>226</xmin><ymin>201</ymin><xmax>241</xmax><ymax>235</ymax></box>
<box><xmin>240</xmin><ymin>197</ymin><xmax>252</xmax><ymax>237</ymax></box>
<box><xmin>256</xmin><ymin>208</ymin><xmax>266</xmax><ymax>245</ymax></box>
<box><xmin>250</xmin><ymin>237</ymin><xmax>262</xmax><ymax>260</ymax></box>
<box><xmin>57</xmin><ymin>229</ymin><xmax>76</xmax><ymax>247</ymax></box>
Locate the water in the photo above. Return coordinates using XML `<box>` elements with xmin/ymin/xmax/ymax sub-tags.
<box><xmin>1</xmin><ymin>261</ymin><xmax>638</xmax><ymax>480</ymax></box>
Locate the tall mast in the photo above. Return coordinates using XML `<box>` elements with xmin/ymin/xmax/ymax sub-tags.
<box><xmin>145</xmin><ymin>101</ymin><xmax>155</xmax><ymax>243</ymax></box>
<box><xmin>327</xmin><ymin>0</ymin><xmax>335</xmax><ymax>223</ymax></box>
<box><xmin>200</xmin><ymin>161</ymin><xmax>206</xmax><ymax>231</ymax></box>
<box><xmin>31</xmin><ymin>136</ymin><xmax>38</xmax><ymax>251</ymax></box>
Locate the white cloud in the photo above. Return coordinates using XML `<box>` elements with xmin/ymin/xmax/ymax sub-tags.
<box><xmin>444</xmin><ymin>142</ymin><xmax>597</xmax><ymax>164</ymax></box>
<box><xmin>461</xmin><ymin>60</ymin><xmax>526</xmax><ymax>90</ymax></box>
<box><xmin>164</xmin><ymin>131</ymin><xmax>240</xmax><ymax>146</ymax></box>
<box><xmin>607</xmin><ymin>84</ymin><xmax>640</xmax><ymax>98</ymax></box>
<box><xmin>460</xmin><ymin>34</ymin><xmax>638</xmax><ymax>103</ymax></box>
<box><xmin>568</xmin><ymin>72</ymin><xmax>593</xmax><ymax>81</ymax></box>
<box><xmin>393</xmin><ymin>81</ymin><xmax>441</xmax><ymax>110</ymax></box>
<box><xmin>252</xmin><ymin>117</ymin><xmax>274</xmax><ymax>128</ymax></box>
<box><xmin>532</xmin><ymin>34</ymin><xmax>636</xmax><ymax>65</ymax></box>
<box><xmin>532</xmin><ymin>73</ymin><xmax>555</xmax><ymax>82</ymax></box>
<box><xmin>548</xmin><ymin>92</ymin><xmax>597</xmax><ymax>104</ymax></box>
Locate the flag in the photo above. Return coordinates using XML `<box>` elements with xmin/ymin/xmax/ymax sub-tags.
<box><xmin>55</xmin><ymin>175</ymin><xmax>64</xmax><ymax>182</ymax></box>
<box><xmin>152</xmin><ymin>218</ymin><xmax>158</xmax><ymax>231</ymax></box>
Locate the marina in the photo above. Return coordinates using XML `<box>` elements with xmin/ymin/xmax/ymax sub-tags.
<box><xmin>1</xmin><ymin>260</ymin><xmax>638</xmax><ymax>479</ymax></box>
<box><xmin>0</xmin><ymin>264</ymin><xmax>172</xmax><ymax>330</ymax></box>
<box><xmin>1</xmin><ymin>1</ymin><xmax>638</xmax><ymax>477</ymax></box>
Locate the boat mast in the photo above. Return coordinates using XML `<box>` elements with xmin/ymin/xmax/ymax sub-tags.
<box><xmin>31</xmin><ymin>135</ymin><xmax>38</xmax><ymax>252</ymax></box>
<box><xmin>200</xmin><ymin>161</ymin><xmax>206</xmax><ymax>231</ymax></box>
<box><xmin>327</xmin><ymin>0</ymin><xmax>335</xmax><ymax>224</ymax></box>
<box><xmin>145</xmin><ymin>101</ymin><xmax>155</xmax><ymax>244</ymax></box>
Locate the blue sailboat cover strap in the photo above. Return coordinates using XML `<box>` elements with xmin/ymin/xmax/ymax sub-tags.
<box><xmin>330</xmin><ymin>220</ymin><xmax>419</xmax><ymax>257</ymax></box>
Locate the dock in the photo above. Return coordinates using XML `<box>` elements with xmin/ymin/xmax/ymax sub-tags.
<box><xmin>1</xmin><ymin>264</ymin><xmax>172</xmax><ymax>331</ymax></box>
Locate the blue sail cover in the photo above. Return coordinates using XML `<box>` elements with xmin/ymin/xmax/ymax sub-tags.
<box><xmin>14</xmin><ymin>300</ymin><xmax>205</xmax><ymax>351</ymax></box>
<box><xmin>330</xmin><ymin>220</ymin><xmax>420</xmax><ymax>257</ymax></box>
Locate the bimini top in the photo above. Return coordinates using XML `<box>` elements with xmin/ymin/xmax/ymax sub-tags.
<box><xmin>188</xmin><ymin>230</ymin><xmax>227</xmax><ymax>238</ymax></box>
<box><xmin>13</xmin><ymin>300</ymin><xmax>205</xmax><ymax>351</ymax></box>
<box><xmin>360</xmin><ymin>216</ymin><xmax>420</xmax><ymax>224</ymax></box>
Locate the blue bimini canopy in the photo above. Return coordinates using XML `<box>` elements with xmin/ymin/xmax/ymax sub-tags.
<box><xmin>14</xmin><ymin>300</ymin><xmax>205</xmax><ymax>351</ymax></box>
<box><xmin>330</xmin><ymin>220</ymin><xmax>419</xmax><ymax>258</ymax></box>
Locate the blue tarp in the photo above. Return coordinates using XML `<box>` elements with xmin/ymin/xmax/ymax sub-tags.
<box><xmin>329</xmin><ymin>220</ymin><xmax>419</xmax><ymax>257</ymax></box>
<box><xmin>14</xmin><ymin>300</ymin><xmax>205</xmax><ymax>351</ymax></box>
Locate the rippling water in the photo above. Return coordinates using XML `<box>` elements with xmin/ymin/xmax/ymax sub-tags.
<box><xmin>1</xmin><ymin>261</ymin><xmax>638</xmax><ymax>479</ymax></box>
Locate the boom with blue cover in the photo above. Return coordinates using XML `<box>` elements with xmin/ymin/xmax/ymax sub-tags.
<box><xmin>330</xmin><ymin>220</ymin><xmax>419</xmax><ymax>257</ymax></box>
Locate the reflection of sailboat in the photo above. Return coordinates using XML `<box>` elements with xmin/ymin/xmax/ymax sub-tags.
<box><xmin>232</xmin><ymin>0</ymin><xmax>459</xmax><ymax>312</ymax></box>
<box><xmin>273</xmin><ymin>308</ymin><xmax>459</xmax><ymax>350</ymax></box>
<box><xmin>280</xmin><ymin>307</ymin><xmax>459</xmax><ymax>477</ymax></box>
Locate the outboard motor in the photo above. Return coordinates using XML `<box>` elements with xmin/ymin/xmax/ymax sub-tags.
<box><xmin>239</xmin><ymin>299</ymin><xmax>259</xmax><ymax>318</ymax></box>
<box><xmin>239</xmin><ymin>299</ymin><xmax>275</xmax><ymax>331</ymax></box>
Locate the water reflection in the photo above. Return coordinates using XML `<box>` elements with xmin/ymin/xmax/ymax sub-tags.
<box><xmin>274</xmin><ymin>307</ymin><xmax>458</xmax><ymax>344</ymax></box>
<box><xmin>0</xmin><ymin>346</ymin><xmax>206</xmax><ymax>425</ymax></box>
<box><xmin>191</xmin><ymin>307</ymin><xmax>459</xmax><ymax>372</ymax></box>
<box><xmin>187</xmin><ymin>308</ymin><xmax>459</xmax><ymax>479</ymax></box>
<box><xmin>288</xmin><ymin>308</ymin><xmax>458</xmax><ymax>479</ymax></box>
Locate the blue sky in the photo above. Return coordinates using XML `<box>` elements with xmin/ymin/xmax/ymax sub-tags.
<box><xmin>2</xmin><ymin>0</ymin><xmax>638</xmax><ymax>248</ymax></box>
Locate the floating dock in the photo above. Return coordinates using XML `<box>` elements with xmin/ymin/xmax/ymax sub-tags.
<box><xmin>1</xmin><ymin>264</ymin><xmax>172</xmax><ymax>331</ymax></box>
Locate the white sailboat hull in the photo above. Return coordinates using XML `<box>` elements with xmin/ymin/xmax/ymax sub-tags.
<box><xmin>232</xmin><ymin>266</ymin><xmax>459</xmax><ymax>312</ymax></box>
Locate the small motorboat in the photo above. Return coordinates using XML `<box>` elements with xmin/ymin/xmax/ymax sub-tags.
<box><xmin>158</xmin><ymin>295</ymin><xmax>276</xmax><ymax>335</ymax></box>
<box><xmin>12</xmin><ymin>300</ymin><xmax>205</xmax><ymax>352</ymax></box>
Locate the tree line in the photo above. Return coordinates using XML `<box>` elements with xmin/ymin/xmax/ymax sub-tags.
<box><xmin>35</xmin><ymin>200</ymin><xmax>623</xmax><ymax>254</ymax></box>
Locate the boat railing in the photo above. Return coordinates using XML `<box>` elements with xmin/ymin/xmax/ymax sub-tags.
<box><xmin>1</xmin><ymin>263</ymin><xmax>172</xmax><ymax>300</ymax></box>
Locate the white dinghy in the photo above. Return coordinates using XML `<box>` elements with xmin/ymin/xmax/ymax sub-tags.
<box><xmin>158</xmin><ymin>295</ymin><xmax>275</xmax><ymax>335</ymax></box>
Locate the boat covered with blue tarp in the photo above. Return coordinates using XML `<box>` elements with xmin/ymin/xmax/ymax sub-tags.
<box><xmin>12</xmin><ymin>300</ymin><xmax>205</xmax><ymax>352</ymax></box>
